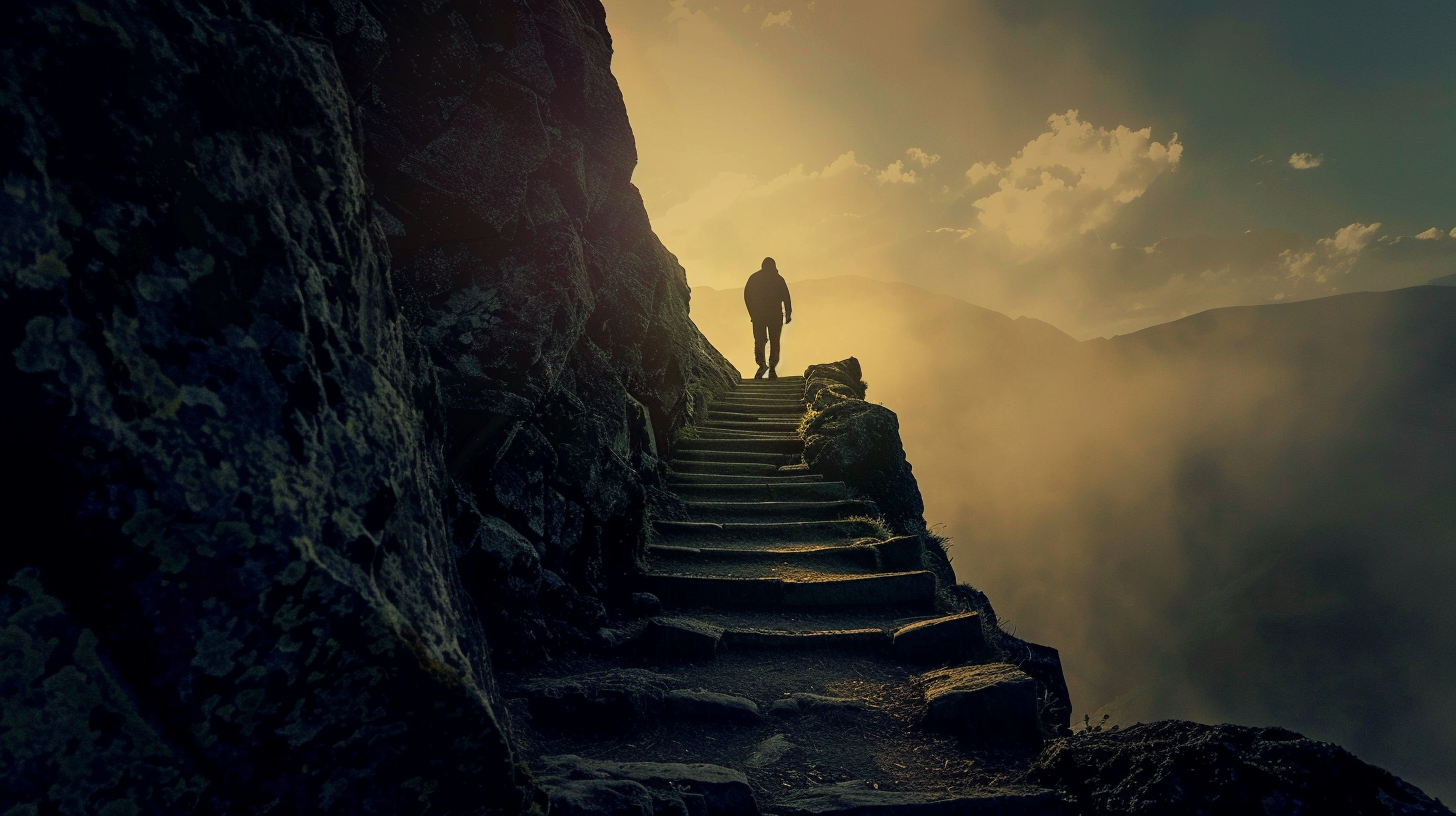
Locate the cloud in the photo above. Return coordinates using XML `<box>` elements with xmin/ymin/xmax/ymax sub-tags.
<box><xmin>966</xmin><ymin>161</ymin><xmax>1003</xmax><ymax>185</ymax></box>
<box><xmin>1451</xmin><ymin>228</ymin><xmax>1456</xmax><ymax>238</ymax></box>
<box><xmin>1415</xmin><ymin>228</ymin><xmax>1446</xmax><ymax>240</ymax></box>
<box><xmin>907</xmin><ymin>147</ymin><xmax>941</xmax><ymax>168</ymax></box>
<box><xmin>933</xmin><ymin>226</ymin><xmax>977</xmax><ymax>240</ymax></box>
<box><xmin>971</xmin><ymin>110</ymin><xmax>1182</xmax><ymax>249</ymax></box>
<box><xmin>877</xmin><ymin>160</ymin><xmax>919</xmax><ymax>184</ymax></box>
<box><xmin>1288</xmin><ymin>152</ymin><xmax>1324</xmax><ymax>169</ymax></box>
<box><xmin>762</xmin><ymin>10</ymin><xmax>792</xmax><ymax>28</ymax></box>
<box><xmin>1322</xmin><ymin>222</ymin><xmax>1381</xmax><ymax>254</ymax></box>
<box><xmin>1281</xmin><ymin>222</ymin><xmax>1380</xmax><ymax>283</ymax></box>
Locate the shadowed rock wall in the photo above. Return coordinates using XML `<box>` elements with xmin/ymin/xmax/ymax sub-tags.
<box><xmin>1</xmin><ymin>0</ymin><xmax>732</xmax><ymax>813</ymax></box>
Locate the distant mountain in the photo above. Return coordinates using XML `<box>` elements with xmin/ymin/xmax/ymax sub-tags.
<box><xmin>690</xmin><ymin>278</ymin><xmax>1456</xmax><ymax>802</ymax></box>
<box><xmin>1430</xmin><ymin>272</ymin><xmax>1456</xmax><ymax>286</ymax></box>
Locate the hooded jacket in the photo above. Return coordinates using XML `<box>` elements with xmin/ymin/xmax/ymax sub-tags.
<box><xmin>743</xmin><ymin>268</ymin><xmax>792</xmax><ymax>323</ymax></box>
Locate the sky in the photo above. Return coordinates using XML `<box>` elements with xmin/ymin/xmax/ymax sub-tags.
<box><xmin>602</xmin><ymin>0</ymin><xmax>1456</xmax><ymax>338</ymax></box>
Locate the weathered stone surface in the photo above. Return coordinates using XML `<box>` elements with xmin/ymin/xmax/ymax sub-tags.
<box><xmin>949</xmin><ymin>586</ymin><xmax>1072</xmax><ymax>737</ymax></box>
<box><xmin>1</xmin><ymin>1</ymin><xmax>536</xmax><ymax>811</ymax></box>
<box><xmin>632</xmin><ymin>591</ymin><xmax>664</xmax><ymax>617</ymax></box>
<box><xmin>517</xmin><ymin>669</ymin><xmax>676</xmax><ymax>735</ymax></box>
<box><xmin>547</xmin><ymin>778</ymin><xmax>658</xmax><ymax>816</ymax></box>
<box><xmin>893</xmin><ymin>613</ymin><xmax>990</xmax><ymax>665</ymax></box>
<box><xmin>0</xmin><ymin>0</ymin><xmax>732</xmax><ymax>811</ymax></box>
<box><xmin>766</xmin><ymin>693</ymin><xmax>868</xmax><ymax>718</ymax></box>
<box><xmin>306</xmin><ymin>0</ymin><xmax>738</xmax><ymax>661</ymax></box>
<box><xmin>771</xmin><ymin>782</ymin><xmax>1067</xmax><ymax>816</ymax></box>
<box><xmin>539</xmin><ymin>755</ymin><xmax>759</xmax><ymax>816</ymax></box>
<box><xmin>666</xmin><ymin>689</ymin><xmax>762</xmax><ymax>725</ymax></box>
<box><xmin>747</xmin><ymin>734</ymin><xmax>798</xmax><ymax>768</ymax></box>
<box><xmin>1026</xmin><ymin>721</ymin><xmax>1452</xmax><ymax>815</ymax></box>
<box><xmin>642</xmin><ymin>617</ymin><xmax>724</xmax><ymax>662</ymax></box>
<box><xmin>918</xmin><ymin>664</ymin><xmax>1043</xmax><ymax>747</ymax></box>
<box><xmin>802</xmin><ymin>399</ymin><xmax>925</xmax><ymax>533</ymax></box>
<box><xmin>0</xmin><ymin>572</ymin><xmax>210</xmax><ymax>814</ymax></box>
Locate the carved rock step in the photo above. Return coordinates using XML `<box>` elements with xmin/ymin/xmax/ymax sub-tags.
<box><xmin>671</xmin><ymin>460</ymin><xmax>796</xmax><ymax>477</ymax></box>
<box><xmin>648</xmin><ymin>535</ymin><xmax>922</xmax><ymax>571</ymax></box>
<box><xmin>735</xmin><ymin>381</ymin><xmax>804</xmax><ymax>389</ymax></box>
<box><xmin>671</xmin><ymin>481</ymin><xmax>852</xmax><ymax>501</ymax></box>
<box><xmin>638</xmin><ymin>570</ymin><xmax>937</xmax><ymax>610</ymax></box>
<box><xmin>670</xmin><ymin>472</ymin><xmax>825</xmax><ymax>485</ymax></box>
<box><xmin>770</xmin><ymin>782</ymin><xmax>1067</xmax><ymax>816</ymax></box>
<box><xmin>653</xmin><ymin>519</ymin><xmax>887</xmax><ymax>545</ymax></box>
<box><xmin>709</xmin><ymin>402</ymin><xmax>805</xmax><ymax>416</ymax></box>
<box><xmin>685</xmin><ymin>499</ymin><xmax>875</xmax><ymax>523</ymax></box>
<box><xmin>702</xmin><ymin>419</ymin><xmax>802</xmax><ymax>432</ymax></box>
<box><xmin>697</xmin><ymin>428</ymin><xmax>801</xmax><ymax>441</ymax></box>
<box><xmin>678</xmin><ymin>437</ymin><xmax>804</xmax><ymax>455</ymax></box>
<box><xmin>640</xmin><ymin>610</ymin><xmax>980</xmax><ymax>660</ymax></box>
<box><xmin>672</xmin><ymin>450</ymin><xmax>798</xmax><ymax>465</ymax></box>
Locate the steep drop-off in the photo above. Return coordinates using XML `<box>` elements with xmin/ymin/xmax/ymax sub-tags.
<box><xmin>2</xmin><ymin>1</ymin><xmax>1450</xmax><ymax>814</ymax></box>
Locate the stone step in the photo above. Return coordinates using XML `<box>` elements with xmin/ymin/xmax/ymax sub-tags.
<box><xmin>648</xmin><ymin>535</ymin><xmax>923</xmax><ymax>572</ymax></box>
<box><xmin>670</xmin><ymin>460</ymin><xmax>787</xmax><ymax>477</ymax></box>
<box><xmin>669</xmin><ymin>472</ymin><xmax>824</xmax><ymax>485</ymax></box>
<box><xmin>684</xmin><ymin>499</ymin><xmax>875</xmax><ymax>523</ymax></box>
<box><xmin>770</xmin><ymin>783</ymin><xmax>1067</xmax><ymax>816</ymax></box>
<box><xmin>639</xmin><ymin>570</ymin><xmax>937</xmax><ymax>609</ymax></box>
<box><xmin>701</xmin><ymin>418</ymin><xmax>802</xmax><ymax>432</ymax></box>
<box><xmin>652</xmin><ymin>519</ymin><xmax>886</xmax><ymax>545</ymax></box>
<box><xmin>677</xmin><ymin>437</ymin><xmax>803</xmax><ymax>455</ymax></box>
<box><xmin>728</xmin><ymin>390</ymin><xmax>802</xmax><ymax>399</ymax></box>
<box><xmin>708</xmin><ymin>402</ymin><xmax>804</xmax><ymax>416</ymax></box>
<box><xmin>671</xmin><ymin>449</ymin><xmax>796</xmax><ymax>465</ymax></box>
<box><xmin>695</xmin><ymin>428</ymin><xmax>800</xmax><ymax>441</ymax></box>
<box><xmin>729</xmin><ymin>389</ymin><xmax>802</xmax><ymax>398</ymax></box>
<box><xmin>670</xmin><ymin>481</ymin><xmax>851</xmax><ymax>501</ymax></box>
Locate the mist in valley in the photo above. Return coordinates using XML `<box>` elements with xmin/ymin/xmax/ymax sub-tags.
<box><xmin>690</xmin><ymin>276</ymin><xmax>1456</xmax><ymax>801</ymax></box>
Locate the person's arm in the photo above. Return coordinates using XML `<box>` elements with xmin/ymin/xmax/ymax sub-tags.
<box><xmin>744</xmin><ymin>283</ymin><xmax>752</xmax><ymax>319</ymax></box>
<box><xmin>781</xmin><ymin>278</ymin><xmax>793</xmax><ymax>323</ymax></box>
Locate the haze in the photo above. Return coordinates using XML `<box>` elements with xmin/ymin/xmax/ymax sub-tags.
<box><xmin>606</xmin><ymin>0</ymin><xmax>1455</xmax><ymax>339</ymax></box>
<box><xmin>603</xmin><ymin>0</ymin><xmax>1456</xmax><ymax>803</ymax></box>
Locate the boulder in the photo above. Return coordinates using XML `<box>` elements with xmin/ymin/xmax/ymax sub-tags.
<box><xmin>892</xmin><ymin>613</ymin><xmax>989</xmax><ymax>665</ymax></box>
<box><xmin>917</xmin><ymin>664</ymin><xmax>1042</xmax><ymax>747</ymax></box>
<box><xmin>1025</xmin><ymin>720</ymin><xmax>1451</xmax><ymax>815</ymax></box>
<box><xmin>548</xmin><ymin>779</ymin><xmax>658</xmax><ymax>816</ymax></box>
<box><xmin>632</xmin><ymin>592</ymin><xmax>664</xmax><ymax>617</ymax></box>
<box><xmin>516</xmin><ymin>670</ymin><xmax>676</xmax><ymax>735</ymax></box>
<box><xmin>539</xmin><ymin>755</ymin><xmax>759</xmax><ymax>816</ymax></box>
<box><xmin>802</xmin><ymin>401</ymin><xmax>925</xmax><ymax>534</ymax></box>
<box><xmin>666</xmin><ymin>690</ymin><xmax>762</xmax><ymax>725</ymax></box>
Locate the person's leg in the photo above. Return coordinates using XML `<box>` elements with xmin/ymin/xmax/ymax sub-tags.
<box><xmin>767</xmin><ymin>319</ymin><xmax>783</xmax><ymax>377</ymax></box>
<box><xmin>752</xmin><ymin>321</ymin><xmax>768</xmax><ymax>377</ymax></box>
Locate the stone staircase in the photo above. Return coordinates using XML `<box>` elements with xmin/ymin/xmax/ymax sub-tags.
<box><xmin>509</xmin><ymin>376</ymin><xmax>1064</xmax><ymax>815</ymax></box>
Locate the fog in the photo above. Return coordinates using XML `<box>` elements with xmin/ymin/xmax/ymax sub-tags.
<box><xmin>690</xmin><ymin>276</ymin><xmax>1456</xmax><ymax>801</ymax></box>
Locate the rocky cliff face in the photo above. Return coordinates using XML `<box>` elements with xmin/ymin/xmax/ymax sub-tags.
<box><xmin>1</xmin><ymin>0</ymin><xmax>731</xmax><ymax>813</ymax></box>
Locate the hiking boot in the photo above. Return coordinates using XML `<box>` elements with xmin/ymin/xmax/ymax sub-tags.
<box><xmin>754</xmin><ymin>364</ymin><xmax>768</xmax><ymax>379</ymax></box>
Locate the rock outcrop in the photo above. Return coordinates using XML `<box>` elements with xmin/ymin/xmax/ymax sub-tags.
<box><xmin>1</xmin><ymin>0</ymin><xmax>730</xmax><ymax>812</ymax></box>
<box><xmin>1027</xmin><ymin>721</ymin><xmax>1451</xmax><ymax>815</ymax></box>
<box><xmin>799</xmin><ymin>358</ymin><xmax>1072</xmax><ymax>737</ymax></box>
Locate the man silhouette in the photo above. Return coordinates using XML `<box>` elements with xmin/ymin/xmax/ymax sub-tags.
<box><xmin>743</xmin><ymin>257</ymin><xmax>793</xmax><ymax>379</ymax></box>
